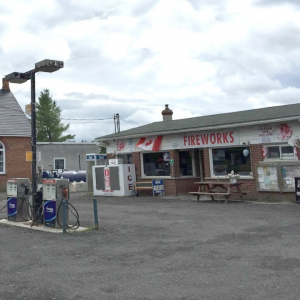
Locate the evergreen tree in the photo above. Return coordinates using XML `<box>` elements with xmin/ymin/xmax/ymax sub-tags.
<box><xmin>36</xmin><ymin>89</ymin><xmax>75</xmax><ymax>142</ymax></box>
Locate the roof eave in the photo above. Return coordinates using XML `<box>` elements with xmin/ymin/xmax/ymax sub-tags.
<box><xmin>37</xmin><ymin>142</ymin><xmax>97</xmax><ymax>145</ymax></box>
<box><xmin>0</xmin><ymin>134</ymin><xmax>31</xmax><ymax>137</ymax></box>
<box><xmin>95</xmin><ymin>116</ymin><xmax>300</xmax><ymax>142</ymax></box>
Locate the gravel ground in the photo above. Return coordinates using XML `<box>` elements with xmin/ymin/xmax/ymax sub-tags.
<box><xmin>1</xmin><ymin>192</ymin><xmax>300</xmax><ymax>300</ymax></box>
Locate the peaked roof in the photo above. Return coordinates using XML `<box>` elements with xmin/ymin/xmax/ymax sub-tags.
<box><xmin>96</xmin><ymin>102</ymin><xmax>300</xmax><ymax>141</ymax></box>
<box><xmin>0</xmin><ymin>89</ymin><xmax>31</xmax><ymax>137</ymax></box>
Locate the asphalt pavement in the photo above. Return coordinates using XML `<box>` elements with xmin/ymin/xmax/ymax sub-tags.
<box><xmin>1</xmin><ymin>192</ymin><xmax>300</xmax><ymax>300</ymax></box>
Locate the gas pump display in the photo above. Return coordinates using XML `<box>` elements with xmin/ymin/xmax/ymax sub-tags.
<box><xmin>43</xmin><ymin>182</ymin><xmax>56</xmax><ymax>200</ymax></box>
<box><xmin>6</xmin><ymin>178</ymin><xmax>30</xmax><ymax>222</ymax></box>
<box><xmin>43</xmin><ymin>179</ymin><xmax>69</xmax><ymax>228</ymax></box>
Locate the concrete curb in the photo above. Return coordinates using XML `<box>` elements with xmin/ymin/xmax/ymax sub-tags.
<box><xmin>0</xmin><ymin>219</ymin><xmax>87</xmax><ymax>233</ymax></box>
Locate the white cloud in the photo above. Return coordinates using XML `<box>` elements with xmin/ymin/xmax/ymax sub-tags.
<box><xmin>265</xmin><ymin>87</ymin><xmax>300</xmax><ymax>104</ymax></box>
<box><xmin>125</xmin><ymin>108</ymin><xmax>161</xmax><ymax>124</ymax></box>
<box><xmin>1</xmin><ymin>0</ymin><xmax>300</xmax><ymax>142</ymax></box>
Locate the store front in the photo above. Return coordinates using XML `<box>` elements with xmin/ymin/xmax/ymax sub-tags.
<box><xmin>96</xmin><ymin>104</ymin><xmax>300</xmax><ymax>200</ymax></box>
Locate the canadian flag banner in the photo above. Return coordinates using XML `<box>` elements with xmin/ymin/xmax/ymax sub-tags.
<box><xmin>136</xmin><ymin>136</ymin><xmax>163</xmax><ymax>151</ymax></box>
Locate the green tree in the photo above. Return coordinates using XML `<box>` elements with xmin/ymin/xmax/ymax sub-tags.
<box><xmin>36</xmin><ymin>89</ymin><xmax>75</xmax><ymax>142</ymax></box>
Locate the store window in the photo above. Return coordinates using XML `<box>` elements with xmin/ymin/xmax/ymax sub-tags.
<box><xmin>142</xmin><ymin>152</ymin><xmax>170</xmax><ymax>176</ymax></box>
<box><xmin>179</xmin><ymin>151</ymin><xmax>193</xmax><ymax>176</ymax></box>
<box><xmin>0</xmin><ymin>142</ymin><xmax>5</xmax><ymax>173</ymax></box>
<box><xmin>117</xmin><ymin>154</ymin><xmax>132</xmax><ymax>164</ymax></box>
<box><xmin>265</xmin><ymin>145</ymin><xmax>295</xmax><ymax>160</ymax></box>
<box><xmin>211</xmin><ymin>147</ymin><xmax>252</xmax><ymax>177</ymax></box>
<box><xmin>54</xmin><ymin>158</ymin><xmax>66</xmax><ymax>170</ymax></box>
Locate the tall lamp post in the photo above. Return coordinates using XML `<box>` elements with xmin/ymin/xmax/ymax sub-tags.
<box><xmin>5</xmin><ymin>59</ymin><xmax>64</xmax><ymax>212</ymax></box>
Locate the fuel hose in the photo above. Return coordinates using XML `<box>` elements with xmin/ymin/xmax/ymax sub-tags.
<box><xmin>57</xmin><ymin>200</ymin><xmax>80</xmax><ymax>230</ymax></box>
<box><xmin>0</xmin><ymin>201</ymin><xmax>7</xmax><ymax>211</ymax></box>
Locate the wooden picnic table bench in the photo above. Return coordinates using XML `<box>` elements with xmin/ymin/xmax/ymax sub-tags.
<box><xmin>189</xmin><ymin>181</ymin><xmax>246</xmax><ymax>204</ymax></box>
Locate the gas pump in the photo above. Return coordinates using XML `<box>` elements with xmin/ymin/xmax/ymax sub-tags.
<box><xmin>6</xmin><ymin>178</ymin><xmax>30</xmax><ymax>222</ymax></box>
<box><xmin>43</xmin><ymin>178</ymin><xmax>69</xmax><ymax>228</ymax></box>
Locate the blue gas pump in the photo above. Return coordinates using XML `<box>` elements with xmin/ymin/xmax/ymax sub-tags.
<box><xmin>6</xmin><ymin>178</ymin><xmax>30</xmax><ymax>222</ymax></box>
<box><xmin>43</xmin><ymin>178</ymin><xmax>69</xmax><ymax>228</ymax></box>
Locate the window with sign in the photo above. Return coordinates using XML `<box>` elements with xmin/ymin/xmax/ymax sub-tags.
<box><xmin>117</xmin><ymin>154</ymin><xmax>132</xmax><ymax>164</ymax></box>
<box><xmin>142</xmin><ymin>152</ymin><xmax>170</xmax><ymax>177</ymax></box>
<box><xmin>210</xmin><ymin>147</ymin><xmax>252</xmax><ymax>177</ymax></box>
<box><xmin>0</xmin><ymin>142</ymin><xmax>5</xmax><ymax>173</ymax></box>
<box><xmin>179</xmin><ymin>150</ymin><xmax>193</xmax><ymax>176</ymax></box>
<box><xmin>54</xmin><ymin>158</ymin><xmax>66</xmax><ymax>171</ymax></box>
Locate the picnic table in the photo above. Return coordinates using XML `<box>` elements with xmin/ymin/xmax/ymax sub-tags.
<box><xmin>189</xmin><ymin>181</ymin><xmax>246</xmax><ymax>204</ymax></box>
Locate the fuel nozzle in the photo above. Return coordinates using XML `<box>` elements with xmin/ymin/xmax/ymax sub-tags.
<box><xmin>24</xmin><ymin>185</ymin><xmax>29</xmax><ymax>195</ymax></box>
<box><xmin>62</xmin><ymin>185</ymin><xmax>68</xmax><ymax>199</ymax></box>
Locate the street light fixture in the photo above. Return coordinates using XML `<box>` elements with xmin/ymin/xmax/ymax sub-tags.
<box><xmin>5</xmin><ymin>72</ymin><xmax>30</xmax><ymax>83</ymax></box>
<box><xmin>35</xmin><ymin>59</ymin><xmax>64</xmax><ymax>73</ymax></box>
<box><xmin>4</xmin><ymin>59</ymin><xmax>64</xmax><ymax>215</ymax></box>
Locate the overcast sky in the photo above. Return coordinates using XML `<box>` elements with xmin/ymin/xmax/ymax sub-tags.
<box><xmin>1</xmin><ymin>0</ymin><xmax>300</xmax><ymax>142</ymax></box>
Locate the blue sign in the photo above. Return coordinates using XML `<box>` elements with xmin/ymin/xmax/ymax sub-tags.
<box><xmin>44</xmin><ymin>201</ymin><xmax>56</xmax><ymax>227</ymax></box>
<box><xmin>7</xmin><ymin>197</ymin><xmax>17</xmax><ymax>221</ymax></box>
<box><xmin>87</xmin><ymin>154</ymin><xmax>107</xmax><ymax>161</ymax></box>
<box><xmin>86</xmin><ymin>154</ymin><xmax>95</xmax><ymax>161</ymax></box>
<box><xmin>96</xmin><ymin>155</ymin><xmax>107</xmax><ymax>159</ymax></box>
<box><xmin>152</xmin><ymin>180</ymin><xmax>165</xmax><ymax>195</ymax></box>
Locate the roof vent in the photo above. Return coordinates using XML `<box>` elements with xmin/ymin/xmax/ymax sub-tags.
<box><xmin>161</xmin><ymin>104</ymin><xmax>173</xmax><ymax>121</ymax></box>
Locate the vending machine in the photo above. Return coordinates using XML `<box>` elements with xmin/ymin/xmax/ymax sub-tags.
<box><xmin>92</xmin><ymin>163</ymin><xmax>136</xmax><ymax>196</ymax></box>
<box><xmin>6</xmin><ymin>178</ymin><xmax>30</xmax><ymax>222</ymax></box>
<box><xmin>43</xmin><ymin>178</ymin><xmax>69</xmax><ymax>228</ymax></box>
<box><xmin>86</xmin><ymin>153</ymin><xmax>107</xmax><ymax>194</ymax></box>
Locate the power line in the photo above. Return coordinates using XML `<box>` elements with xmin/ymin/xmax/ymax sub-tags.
<box><xmin>63</xmin><ymin>121</ymin><xmax>113</xmax><ymax>123</ymax></box>
<box><xmin>61</xmin><ymin>117</ymin><xmax>113</xmax><ymax>121</ymax></box>
<box><xmin>0</xmin><ymin>105</ymin><xmax>116</xmax><ymax>123</ymax></box>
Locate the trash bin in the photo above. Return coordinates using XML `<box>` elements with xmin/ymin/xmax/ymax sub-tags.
<box><xmin>295</xmin><ymin>177</ymin><xmax>300</xmax><ymax>203</ymax></box>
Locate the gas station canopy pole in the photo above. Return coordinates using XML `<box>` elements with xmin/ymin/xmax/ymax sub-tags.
<box><xmin>4</xmin><ymin>59</ymin><xmax>64</xmax><ymax>213</ymax></box>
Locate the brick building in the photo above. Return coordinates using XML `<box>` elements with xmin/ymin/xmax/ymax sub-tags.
<box><xmin>0</xmin><ymin>79</ymin><xmax>32</xmax><ymax>190</ymax></box>
<box><xmin>96</xmin><ymin>104</ymin><xmax>300</xmax><ymax>201</ymax></box>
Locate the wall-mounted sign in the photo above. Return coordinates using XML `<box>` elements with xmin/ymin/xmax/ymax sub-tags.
<box><xmin>86</xmin><ymin>154</ymin><xmax>107</xmax><ymax>161</ymax></box>
<box><xmin>26</xmin><ymin>151</ymin><xmax>41</xmax><ymax>162</ymax></box>
<box><xmin>86</xmin><ymin>154</ymin><xmax>95</xmax><ymax>160</ymax></box>
<box><xmin>258</xmin><ymin>123</ymin><xmax>293</xmax><ymax>143</ymax></box>
<box><xmin>288</xmin><ymin>134</ymin><xmax>300</xmax><ymax>149</ymax></box>
<box><xmin>181</xmin><ymin>131</ymin><xmax>239</xmax><ymax>148</ymax></box>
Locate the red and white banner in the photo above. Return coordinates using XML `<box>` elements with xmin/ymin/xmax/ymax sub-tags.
<box><xmin>136</xmin><ymin>136</ymin><xmax>163</xmax><ymax>151</ymax></box>
<box><xmin>262</xmin><ymin>145</ymin><xmax>267</xmax><ymax>159</ymax></box>
<box><xmin>104</xmin><ymin>168</ymin><xmax>111</xmax><ymax>190</ymax></box>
